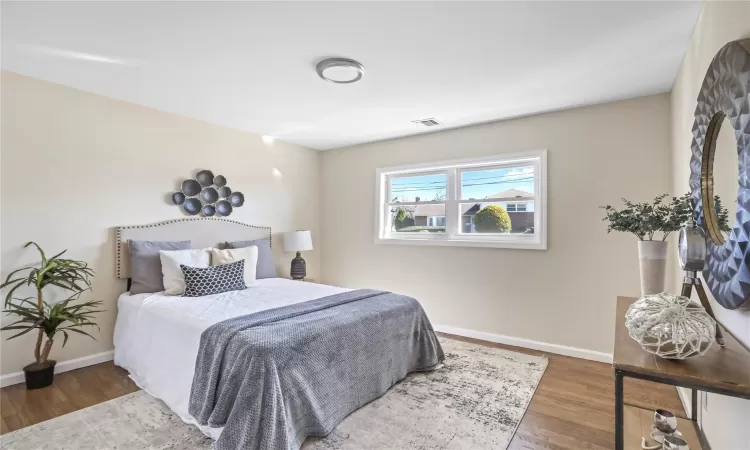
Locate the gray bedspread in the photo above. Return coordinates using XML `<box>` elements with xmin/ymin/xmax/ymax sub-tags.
<box><xmin>188</xmin><ymin>289</ymin><xmax>444</xmax><ymax>450</ymax></box>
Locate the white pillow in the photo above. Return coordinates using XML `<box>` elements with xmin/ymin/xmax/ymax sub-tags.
<box><xmin>211</xmin><ymin>246</ymin><xmax>258</xmax><ymax>287</ymax></box>
<box><xmin>159</xmin><ymin>248</ymin><xmax>211</xmax><ymax>295</ymax></box>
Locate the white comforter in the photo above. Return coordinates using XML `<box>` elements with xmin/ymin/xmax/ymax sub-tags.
<box><xmin>113</xmin><ymin>278</ymin><xmax>350</xmax><ymax>439</ymax></box>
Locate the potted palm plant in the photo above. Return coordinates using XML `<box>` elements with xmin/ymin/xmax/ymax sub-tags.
<box><xmin>1</xmin><ymin>242</ymin><xmax>102</xmax><ymax>389</ymax></box>
<box><xmin>600</xmin><ymin>193</ymin><xmax>729</xmax><ymax>295</ymax></box>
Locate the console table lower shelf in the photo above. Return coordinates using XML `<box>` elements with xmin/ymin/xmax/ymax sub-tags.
<box><xmin>623</xmin><ymin>405</ymin><xmax>701</xmax><ymax>450</ymax></box>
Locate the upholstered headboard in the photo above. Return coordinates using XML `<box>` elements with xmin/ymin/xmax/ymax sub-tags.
<box><xmin>116</xmin><ymin>217</ymin><xmax>271</xmax><ymax>279</ymax></box>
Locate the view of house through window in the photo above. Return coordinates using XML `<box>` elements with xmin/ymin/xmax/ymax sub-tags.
<box><xmin>378</xmin><ymin>151</ymin><xmax>546</xmax><ymax>249</ymax></box>
<box><xmin>390</xmin><ymin>173</ymin><xmax>447</xmax><ymax>233</ymax></box>
<box><xmin>459</xmin><ymin>166</ymin><xmax>535</xmax><ymax>234</ymax></box>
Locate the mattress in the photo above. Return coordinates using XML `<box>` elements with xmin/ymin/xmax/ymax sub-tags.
<box><xmin>113</xmin><ymin>278</ymin><xmax>351</xmax><ymax>439</ymax></box>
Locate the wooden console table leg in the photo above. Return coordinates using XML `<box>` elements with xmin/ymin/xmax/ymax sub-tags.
<box><xmin>615</xmin><ymin>369</ymin><xmax>624</xmax><ymax>450</ymax></box>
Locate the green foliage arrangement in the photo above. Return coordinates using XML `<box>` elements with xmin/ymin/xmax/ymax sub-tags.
<box><xmin>600</xmin><ymin>193</ymin><xmax>730</xmax><ymax>241</ymax></box>
<box><xmin>0</xmin><ymin>242</ymin><xmax>102</xmax><ymax>369</ymax></box>
<box><xmin>393</xmin><ymin>207</ymin><xmax>415</xmax><ymax>231</ymax></box>
<box><xmin>713</xmin><ymin>196</ymin><xmax>732</xmax><ymax>236</ymax></box>
<box><xmin>474</xmin><ymin>205</ymin><xmax>512</xmax><ymax>233</ymax></box>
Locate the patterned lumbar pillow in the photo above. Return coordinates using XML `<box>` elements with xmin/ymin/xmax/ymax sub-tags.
<box><xmin>181</xmin><ymin>260</ymin><xmax>246</xmax><ymax>297</ymax></box>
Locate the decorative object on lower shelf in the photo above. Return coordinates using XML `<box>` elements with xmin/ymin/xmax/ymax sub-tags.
<box><xmin>653</xmin><ymin>409</ymin><xmax>678</xmax><ymax>434</ymax></box>
<box><xmin>663</xmin><ymin>435</ymin><xmax>690</xmax><ymax>450</ymax></box>
<box><xmin>0</xmin><ymin>242</ymin><xmax>102</xmax><ymax>390</ymax></box>
<box><xmin>283</xmin><ymin>230</ymin><xmax>313</xmax><ymax>280</ymax></box>
<box><xmin>640</xmin><ymin>409</ymin><xmax>686</xmax><ymax>450</ymax></box>
<box><xmin>625</xmin><ymin>293</ymin><xmax>716</xmax><ymax>359</ymax></box>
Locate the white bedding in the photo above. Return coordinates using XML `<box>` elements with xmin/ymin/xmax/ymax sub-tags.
<box><xmin>113</xmin><ymin>278</ymin><xmax>350</xmax><ymax>439</ymax></box>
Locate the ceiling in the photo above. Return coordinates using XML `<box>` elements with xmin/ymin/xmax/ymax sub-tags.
<box><xmin>1</xmin><ymin>1</ymin><xmax>702</xmax><ymax>150</ymax></box>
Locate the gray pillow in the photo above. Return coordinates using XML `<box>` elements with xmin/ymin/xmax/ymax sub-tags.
<box><xmin>224</xmin><ymin>238</ymin><xmax>277</xmax><ymax>279</ymax></box>
<box><xmin>128</xmin><ymin>240</ymin><xmax>191</xmax><ymax>294</ymax></box>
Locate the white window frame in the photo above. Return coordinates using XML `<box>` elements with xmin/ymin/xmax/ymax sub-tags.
<box><xmin>374</xmin><ymin>150</ymin><xmax>547</xmax><ymax>250</ymax></box>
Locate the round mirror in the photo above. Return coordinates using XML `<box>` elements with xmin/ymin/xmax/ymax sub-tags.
<box><xmin>701</xmin><ymin>113</ymin><xmax>737</xmax><ymax>245</ymax></box>
<box><xmin>690</xmin><ymin>38</ymin><xmax>750</xmax><ymax>310</ymax></box>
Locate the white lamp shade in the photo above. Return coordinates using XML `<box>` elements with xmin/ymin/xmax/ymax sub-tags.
<box><xmin>283</xmin><ymin>230</ymin><xmax>313</xmax><ymax>252</ymax></box>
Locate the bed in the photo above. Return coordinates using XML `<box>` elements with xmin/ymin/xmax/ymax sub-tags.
<box><xmin>112</xmin><ymin>218</ymin><xmax>444</xmax><ymax>450</ymax></box>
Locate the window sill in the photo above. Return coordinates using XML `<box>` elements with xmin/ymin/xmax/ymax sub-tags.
<box><xmin>374</xmin><ymin>237</ymin><xmax>547</xmax><ymax>250</ymax></box>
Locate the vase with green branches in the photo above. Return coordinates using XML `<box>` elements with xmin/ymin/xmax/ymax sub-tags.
<box><xmin>1</xmin><ymin>242</ymin><xmax>102</xmax><ymax>389</ymax></box>
<box><xmin>600</xmin><ymin>193</ymin><xmax>729</xmax><ymax>295</ymax></box>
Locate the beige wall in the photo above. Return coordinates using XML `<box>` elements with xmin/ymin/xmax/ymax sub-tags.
<box><xmin>669</xmin><ymin>2</ymin><xmax>750</xmax><ymax>448</ymax></box>
<box><xmin>0</xmin><ymin>72</ymin><xmax>321</xmax><ymax>375</ymax></box>
<box><xmin>321</xmin><ymin>94</ymin><xmax>672</xmax><ymax>355</ymax></box>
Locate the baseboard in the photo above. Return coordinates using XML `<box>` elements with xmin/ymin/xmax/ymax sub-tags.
<box><xmin>434</xmin><ymin>324</ymin><xmax>613</xmax><ymax>363</ymax></box>
<box><xmin>0</xmin><ymin>350</ymin><xmax>114</xmax><ymax>388</ymax></box>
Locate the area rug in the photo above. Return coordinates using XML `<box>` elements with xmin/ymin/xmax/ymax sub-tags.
<box><xmin>0</xmin><ymin>338</ymin><xmax>547</xmax><ymax>450</ymax></box>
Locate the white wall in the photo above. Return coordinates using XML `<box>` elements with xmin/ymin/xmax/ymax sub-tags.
<box><xmin>669</xmin><ymin>2</ymin><xmax>750</xmax><ymax>448</ymax></box>
<box><xmin>321</xmin><ymin>94</ymin><xmax>672</xmax><ymax>356</ymax></box>
<box><xmin>0</xmin><ymin>72</ymin><xmax>321</xmax><ymax>375</ymax></box>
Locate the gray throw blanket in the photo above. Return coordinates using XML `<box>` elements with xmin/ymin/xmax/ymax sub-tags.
<box><xmin>188</xmin><ymin>289</ymin><xmax>444</xmax><ymax>450</ymax></box>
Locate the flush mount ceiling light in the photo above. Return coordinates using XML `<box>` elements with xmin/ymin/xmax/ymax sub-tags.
<box><xmin>316</xmin><ymin>58</ymin><xmax>365</xmax><ymax>84</ymax></box>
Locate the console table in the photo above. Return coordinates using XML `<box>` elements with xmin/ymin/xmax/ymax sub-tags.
<box><xmin>613</xmin><ymin>296</ymin><xmax>750</xmax><ymax>450</ymax></box>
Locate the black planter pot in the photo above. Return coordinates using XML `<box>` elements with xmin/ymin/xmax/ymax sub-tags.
<box><xmin>23</xmin><ymin>360</ymin><xmax>56</xmax><ymax>390</ymax></box>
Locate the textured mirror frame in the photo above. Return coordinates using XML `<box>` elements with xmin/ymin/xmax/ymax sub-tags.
<box><xmin>689</xmin><ymin>39</ymin><xmax>750</xmax><ymax>310</ymax></box>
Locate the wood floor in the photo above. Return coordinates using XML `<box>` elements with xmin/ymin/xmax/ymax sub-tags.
<box><xmin>0</xmin><ymin>333</ymin><xmax>685</xmax><ymax>449</ymax></box>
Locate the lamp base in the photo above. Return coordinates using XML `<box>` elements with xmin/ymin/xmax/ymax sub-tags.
<box><xmin>290</xmin><ymin>251</ymin><xmax>307</xmax><ymax>280</ymax></box>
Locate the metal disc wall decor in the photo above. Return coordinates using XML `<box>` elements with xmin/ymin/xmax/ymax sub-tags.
<box><xmin>201</xmin><ymin>187</ymin><xmax>219</xmax><ymax>203</ymax></box>
<box><xmin>229</xmin><ymin>192</ymin><xmax>245</xmax><ymax>207</ymax></box>
<box><xmin>202</xmin><ymin>204</ymin><xmax>216</xmax><ymax>217</ymax></box>
<box><xmin>171</xmin><ymin>170</ymin><xmax>245</xmax><ymax>217</ymax></box>
<box><xmin>689</xmin><ymin>39</ymin><xmax>750</xmax><ymax>310</ymax></box>
<box><xmin>196</xmin><ymin>170</ymin><xmax>215</xmax><ymax>187</ymax></box>
<box><xmin>216</xmin><ymin>200</ymin><xmax>233</xmax><ymax>216</ymax></box>
<box><xmin>172</xmin><ymin>192</ymin><xmax>186</xmax><ymax>205</ymax></box>
<box><xmin>183</xmin><ymin>198</ymin><xmax>202</xmax><ymax>216</ymax></box>
<box><xmin>181</xmin><ymin>179</ymin><xmax>201</xmax><ymax>197</ymax></box>
<box><xmin>218</xmin><ymin>186</ymin><xmax>232</xmax><ymax>198</ymax></box>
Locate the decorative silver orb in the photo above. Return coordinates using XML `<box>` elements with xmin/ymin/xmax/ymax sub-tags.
<box><xmin>625</xmin><ymin>293</ymin><xmax>716</xmax><ymax>359</ymax></box>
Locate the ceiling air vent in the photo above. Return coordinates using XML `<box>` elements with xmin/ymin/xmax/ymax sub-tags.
<box><xmin>412</xmin><ymin>118</ymin><xmax>441</xmax><ymax>127</ymax></box>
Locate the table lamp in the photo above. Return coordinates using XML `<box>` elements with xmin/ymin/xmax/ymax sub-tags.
<box><xmin>283</xmin><ymin>230</ymin><xmax>313</xmax><ymax>280</ymax></box>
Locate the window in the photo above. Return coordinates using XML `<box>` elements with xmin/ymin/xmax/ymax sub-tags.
<box><xmin>375</xmin><ymin>150</ymin><xmax>546</xmax><ymax>249</ymax></box>
<box><xmin>506</xmin><ymin>203</ymin><xmax>527</xmax><ymax>212</ymax></box>
<box><xmin>428</xmin><ymin>216</ymin><xmax>446</xmax><ymax>227</ymax></box>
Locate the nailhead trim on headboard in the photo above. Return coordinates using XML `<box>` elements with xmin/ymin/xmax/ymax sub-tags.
<box><xmin>115</xmin><ymin>217</ymin><xmax>272</xmax><ymax>279</ymax></box>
